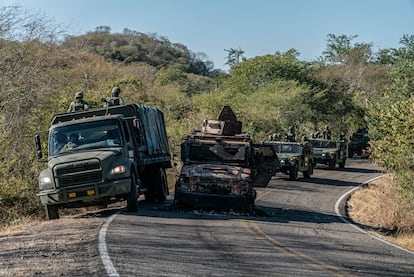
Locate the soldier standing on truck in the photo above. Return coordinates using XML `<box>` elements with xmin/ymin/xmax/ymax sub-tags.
<box><xmin>102</xmin><ymin>86</ymin><xmax>125</xmax><ymax>107</ymax></box>
<box><xmin>323</xmin><ymin>125</ymin><xmax>332</xmax><ymax>139</ymax></box>
<box><xmin>67</xmin><ymin>91</ymin><xmax>90</xmax><ymax>113</ymax></box>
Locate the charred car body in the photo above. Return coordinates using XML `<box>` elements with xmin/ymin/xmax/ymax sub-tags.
<box><xmin>264</xmin><ymin>141</ymin><xmax>313</xmax><ymax>180</ymax></box>
<box><xmin>309</xmin><ymin>138</ymin><xmax>346</xmax><ymax>169</ymax></box>
<box><xmin>35</xmin><ymin>104</ymin><xmax>171</xmax><ymax>219</ymax></box>
<box><xmin>174</xmin><ymin>106</ymin><xmax>278</xmax><ymax>210</ymax></box>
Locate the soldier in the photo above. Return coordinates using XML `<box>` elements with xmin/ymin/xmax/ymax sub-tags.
<box><xmin>67</xmin><ymin>91</ymin><xmax>90</xmax><ymax>113</ymax></box>
<box><xmin>286</xmin><ymin>126</ymin><xmax>296</xmax><ymax>142</ymax></box>
<box><xmin>103</xmin><ymin>86</ymin><xmax>125</xmax><ymax>107</ymax></box>
<box><xmin>323</xmin><ymin>125</ymin><xmax>332</xmax><ymax>140</ymax></box>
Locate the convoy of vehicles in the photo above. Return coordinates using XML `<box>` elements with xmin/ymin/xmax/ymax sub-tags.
<box><xmin>264</xmin><ymin>140</ymin><xmax>314</xmax><ymax>180</ymax></box>
<box><xmin>174</xmin><ymin>106</ymin><xmax>279</xmax><ymax>210</ymax></box>
<box><xmin>309</xmin><ymin>138</ymin><xmax>347</xmax><ymax>169</ymax></box>
<box><xmin>35</xmin><ymin>104</ymin><xmax>172</xmax><ymax>219</ymax></box>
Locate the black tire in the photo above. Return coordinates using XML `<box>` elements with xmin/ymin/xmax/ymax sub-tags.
<box><xmin>46</xmin><ymin>204</ymin><xmax>59</xmax><ymax>220</ymax></box>
<box><xmin>328</xmin><ymin>159</ymin><xmax>336</xmax><ymax>169</ymax></box>
<box><xmin>348</xmin><ymin>149</ymin><xmax>354</xmax><ymax>158</ymax></box>
<box><xmin>288</xmin><ymin>165</ymin><xmax>298</xmax><ymax>180</ymax></box>
<box><xmin>339</xmin><ymin>160</ymin><xmax>346</xmax><ymax>169</ymax></box>
<box><xmin>154</xmin><ymin>168</ymin><xmax>168</xmax><ymax>203</ymax></box>
<box><xmin>127</xmin><ymin>173</ymin><xmax>138</xmax><ymax>213</ymax></box>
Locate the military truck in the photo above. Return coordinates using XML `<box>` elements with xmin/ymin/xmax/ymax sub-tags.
<box><xmin>264</xmin><ymin>140</ymin><xmax>313</xmax><ymax>180</ymax></box>
<box><xmin>348</xmin><ymin>128</ymin><xmax>370</xmax><ymax>158</ymax></box>
<box><xmin>309</xmin><ymin>138</ymin><xmax>347</xmax><ymax>169</ymax></box>
<box><xmin>174</xmin><ymin>106</ymin><xmax>278</xmax><ymax>210</ymax></box>
<box><xmin>35</xmin><ymin>104</ymin><xmax>172</xmax><ymax>219</ymax></box>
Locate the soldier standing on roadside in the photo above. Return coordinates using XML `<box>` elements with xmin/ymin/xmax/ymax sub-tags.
<box><xmin>67</xmin><ymin>91</ymin><xmax>90</xmax><ymax>113</ymax></box>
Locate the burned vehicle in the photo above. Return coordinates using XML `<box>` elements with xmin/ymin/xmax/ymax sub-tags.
<box><xmin>348</xmin><ymin>128</ymin><xmax>370</xmax><ymax>158</ymax></box>
<box><xmin>174</xmin><ymin>106</ymin><xmax>278</xmax><ymax>209</ymax></box>
<box><xmin>264</xmin><ymin>141</ymin><xmax>313</xmax><ymax>180</ymax></box>
<box><xmin>35</xmin><ymin>104</ymin><xmax>171</xmax><ymax>219</ymax></box>
<box><xmin>309</xmin><ymin>138</ymin><xmax>346</xmax><ymax>169</ymax></box>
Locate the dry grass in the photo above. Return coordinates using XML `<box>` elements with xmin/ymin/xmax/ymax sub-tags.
<box><xmin>348</xmin><ymin>174</ymin><xmax>414</xmax><ymax>251</ymax></box>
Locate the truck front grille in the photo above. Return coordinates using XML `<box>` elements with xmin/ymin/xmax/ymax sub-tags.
<box><xmin>54</xmin><ymin>159</ymin><xmax>102</xmax><ymax>188</ymax></box>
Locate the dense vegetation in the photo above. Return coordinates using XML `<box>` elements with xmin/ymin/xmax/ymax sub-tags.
<box><xmin>0</xmin><ymin>5</ymin><xmax>412</xmax><ymax>228</ymax></box>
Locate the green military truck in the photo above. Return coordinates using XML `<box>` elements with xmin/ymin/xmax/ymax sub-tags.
<box><xmin>35</xmin><ymin>104</ymin><xmax>172</xmax><ymax>219</ymax></box>
<box><xmin>309</xmin><ymin>138</ymin><xmax>347</xmax><ymax>169</ymax></box>
<box><xmin>264</xmin><ymin>141</ymin><xmax>313</xmax><ymax>180</ymax></box>
<box><xmin>348</xmin><ymin>128</ymin><xmax>370</xmax><ymax>158</ymax></box>
<box><xmin>174</xmin><ymin>106</ymin><xmax>278</xmax><ymax>210</ymax></box>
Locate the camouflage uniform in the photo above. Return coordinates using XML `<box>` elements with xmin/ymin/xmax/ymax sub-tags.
<box><xmin>103</xmin><ymin>87</ymin><xmax>125</xmax><ymax>107</ymax></box>
<box><xmin>323</xmin><ymin>125</ymin><xmax>332</xmax><ymax>140</ymax></box>
<box><xmin>67</xmin><ymin>91</ymin><xmax>90</xmax><ymax>113</ymax></box>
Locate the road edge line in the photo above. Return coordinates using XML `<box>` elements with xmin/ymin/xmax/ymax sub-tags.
<box><xmin>334</xmin><ymin>174</ymin><xmax>414</xmax><ymax>255</ymax></box>
<box><xmin>99</xmin><ymin>211</ymin><xmax>121</xmax><ymax>277</ymax></box>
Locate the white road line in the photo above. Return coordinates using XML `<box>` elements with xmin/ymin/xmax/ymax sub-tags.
<box><xmin>99</xmin><ymin>212</ymin><xmax>121</xmax><ymax>277</ymax></box>
<box><xmin>334</xmin><ymin>175</ymin><xmax>414</xmax><ymax>255</ymax></box>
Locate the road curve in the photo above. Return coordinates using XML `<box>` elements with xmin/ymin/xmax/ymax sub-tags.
<box><xmin>103</xmin><ymin>159</ymin><xmax>414</xmax><ymax>276</ymax></box>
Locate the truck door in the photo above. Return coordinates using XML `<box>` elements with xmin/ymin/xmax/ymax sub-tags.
<box><xmin>251</xmin><ymin>144</ymin><xmax>279</xmax><ymax>187</ymax></box>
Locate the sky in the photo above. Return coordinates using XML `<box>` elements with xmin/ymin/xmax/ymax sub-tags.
<box><xmin>1</xmin><ymin>0</ymin><xmax>414</xmax><ymax>70</ymax></box>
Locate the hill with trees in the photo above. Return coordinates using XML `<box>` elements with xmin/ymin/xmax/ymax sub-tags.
<box><xmin>0</xmin><ymin>5</ymin><xmax>412</xmax><ymax>239</ymax></box>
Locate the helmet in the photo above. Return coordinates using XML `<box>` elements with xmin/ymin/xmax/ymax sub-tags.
<box><xmin>111</xmin><ymin>87</ymin><xmax>121</xmax><ymax>97</ymax></box>
<box><xmin>75</xmin><ymin>91</ymin><xmax>83</xmax><ymax>99</ymax></box>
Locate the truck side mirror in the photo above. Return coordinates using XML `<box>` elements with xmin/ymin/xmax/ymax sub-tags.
<box><xmin>34</xmin><ymin>133</ymin><xmax>43</xmax><ymax>159</ymax></box>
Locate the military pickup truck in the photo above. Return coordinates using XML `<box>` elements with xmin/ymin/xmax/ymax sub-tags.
<box><xmin>174</xmin><ymin>106</ymin><xmax>278</xmax><ymax>210</ymax></box>
<box><xmin>264</xmin><ymin>141</ymin><xmax>313</xmax><ymax>180</ymax></box>
<box><xmin>348</xmin><ymin>128</ymin><xmax>370</xmax><ymax>158</ymax></box>
<box><xmin>309</xmin><ymin>138</ymin><xmax>347</xmax><ymax>169</ymax></box>
<box><xmin>35</xmin><ymin>104</ymin><xmax>172</xmax><ymax>219</ymax></box>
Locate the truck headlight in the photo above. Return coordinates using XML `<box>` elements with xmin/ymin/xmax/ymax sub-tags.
<box><xmin>39</xmin><ymin>176</ymin><xmax>52</xmax><ymax>186</ymax></box>
<box><xmin>110</xmin><ymin>165</ymin><xmax>127</xmax><ymax>175</ymax></box>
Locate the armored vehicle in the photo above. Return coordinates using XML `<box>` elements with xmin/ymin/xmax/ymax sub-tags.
<box><xmin>35</xmin><ymin>104</ymin><xmax>172</xmax><ymax>219</ymax></box>
<box><xmin>264</xmin><ymin>141</ymin><xmax>313</xmax><ymax>180</ymax></box>
<box><xmin>174</xmin><ymin>106</ymin><xmax>278</xmax><ymax>210</ymax></box>
<box><xmin>348</xmin><ymin>128</ymin><xmax>370</xmax><ymax>158</ymax></box>
<box><xmin>309</xmin><ymin>138</ymin><xmax>347</xmax><ymax>169</ymax></box>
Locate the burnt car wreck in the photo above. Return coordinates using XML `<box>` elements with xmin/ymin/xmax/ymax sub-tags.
<box><xmin>174</xmin><ymin>106</ymin><xmax>278</xmax><ymax>210</ymax></box>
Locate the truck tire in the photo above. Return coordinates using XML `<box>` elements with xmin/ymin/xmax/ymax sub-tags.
<box><xmin>289</xmin><ymin>165</ymin><xmax>298</xmax><ymax>180</ymax></box>
<box><xmin>348</xmin><ymin>149</ymin><xmax>354</xmax><ymax>158</ymax></box>
<box><xmin>154</xmin><ymin>168</ymin><xmax>168</xmax><ymax>203</ymax></box>
<box><xmin>328</xmin><ymin>159</ymin><xmax>336</xmax><ymax>169</ymax></box>
<box><xmin>46</xmin><ymin>204</ymin><xmax>59</xmax><ymax>220</ymax></box>
<box><xmin>339</xmin><ymin>160</ymin><xmax>346</xmax><ymax>169</ymax></box>
<box><xmin>127</xmin><ymin>173</ymin><xmax>138</xmax><ymax>213</ymax></box>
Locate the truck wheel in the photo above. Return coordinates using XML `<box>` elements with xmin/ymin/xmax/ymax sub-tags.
<box><xmin>154</xmin><ymin>168</ymin><xmax>168</xmax><ymax>203</ymax></box>
<box><xmin>127</xmin><ymin>173</ymin><xmax>138</xmax><ymax>213</ymax></box>
<box><xmin>348</xmin><ymin>149</ymin><xmax>354</xmax><ymax>158</ymax></box>
<box><xmin>289</xmin><ymin>165</ymin><xmax>298</xmax><ymax>180</ymax></box>
<box><xmin>339</xmin><ymin>160</ymin><xmax>346</xmax><ymax>169</ymax></box>
<box><xmin>328</xmin><ymin>159</ymin><xmax>336</xmax><ymax>169</ymax></box>
<box><xmin>46</xmin><ymin>204</ymin><xmax>59</xmax><ymax>220</ymax></box>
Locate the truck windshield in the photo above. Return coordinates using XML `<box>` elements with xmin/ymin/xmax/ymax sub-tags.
<box><xmin>310</xmin><ymin>140</ymin><xmax>337</xmax><ymax>148</ymax></box>
<box><xmin>273</xmin><ymin>144</ymin><xmax>301</xmax><ymax>153</ymax></box>
<box><xmin>49</xmin><ymin>119</ymin><xmax>122</xmax><ymax>156</ymax></box>
<box><xmin>188</xmin><ymin>143</ymin><xmax>248</xmax><ymax>163</ymax></box>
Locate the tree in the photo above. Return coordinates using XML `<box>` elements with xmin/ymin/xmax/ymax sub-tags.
<box><xmin>224</xmin><ymin>47</ymin><xmax>245</xmax><ymax>68</ymax></box>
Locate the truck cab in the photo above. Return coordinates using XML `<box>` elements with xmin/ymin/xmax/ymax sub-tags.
<box><xmin>35</xmin><ymin>104</ymin><xmax>171</xmax><ymax>219</ymax></box>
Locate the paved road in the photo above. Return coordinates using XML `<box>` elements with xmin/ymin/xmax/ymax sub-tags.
<box><xmin>104</xmin><ymin>159</ymin><xmax>414</xmax><ymax>276</ymax></box>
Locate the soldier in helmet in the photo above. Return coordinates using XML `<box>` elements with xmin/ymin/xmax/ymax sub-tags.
<box><xmin>102</xmin><ymin>86</ymin><xmax>125</xmax><ymax>107</ymax></box>
<box><xmin>67</xmin><ymin>91</ymin><xmax>90</xmax><ymax>113</ymax></box>
<box><xmin>323</xmin><ymin>125</ymin><xmax>332</xmax><ymax>140</ymax></box>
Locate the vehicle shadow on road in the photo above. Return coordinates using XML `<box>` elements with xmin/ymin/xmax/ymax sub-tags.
<box><xmin>118</xmin><ymin>199</ymin><xmax>347</xmax><ymax>226</ymax></box>
<box><xmin>298</xmin><ymin>177</ymin><xmax>362</xmax><ymax>187</ymax></box>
